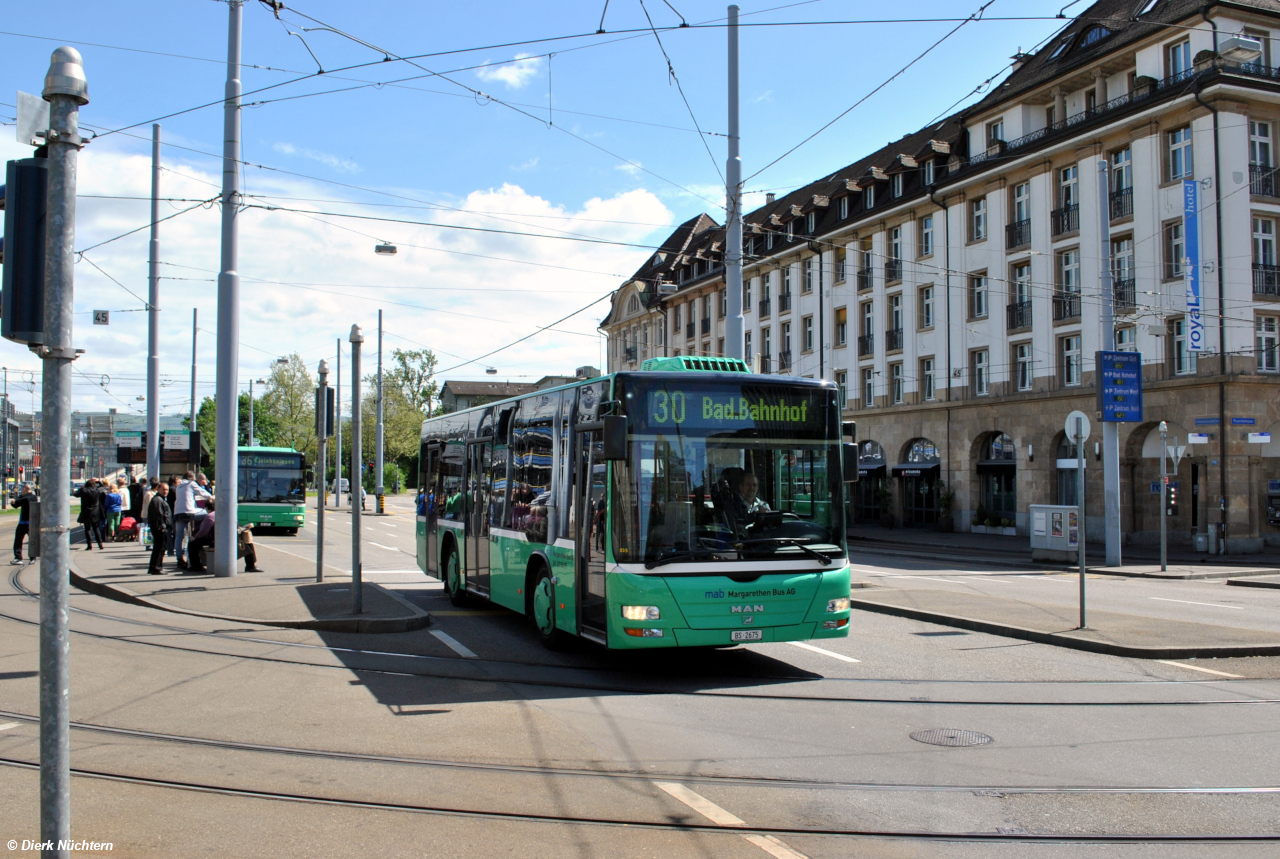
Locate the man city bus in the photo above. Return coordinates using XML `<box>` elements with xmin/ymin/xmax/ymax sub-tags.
<box><xmin>417</xmin><ymin>357</ymin><xmax>856</xmax><ymax>650</ymax></box>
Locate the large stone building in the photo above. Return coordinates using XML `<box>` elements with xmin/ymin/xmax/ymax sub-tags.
<box><xmin>601</xmin><ymin>0</ymin><xmax>1280</xmax><ymax>553</ymax></box>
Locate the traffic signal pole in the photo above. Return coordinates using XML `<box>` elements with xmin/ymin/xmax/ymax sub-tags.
<box><xmin>349</xmin><ymin>325</ymin><xmax>364</xmax><ymax>614</ymax></box>
<box><xmin>146</xmin><ymin>123</ymin><xmax>161</xmax><ymax>480</ymax></box>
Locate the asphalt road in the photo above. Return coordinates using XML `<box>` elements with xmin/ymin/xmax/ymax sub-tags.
<box><xmin>0</xmin><ymin>496</ymin><xmax>1277</xmax><ymax>857</ymax></box>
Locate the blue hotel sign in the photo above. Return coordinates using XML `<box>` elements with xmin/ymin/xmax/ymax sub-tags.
<box><xmin>1096</xmin><ymin>350</ymin><xmax>1143</xmax><ymax>422</ymax></box>
<box><xmin>1183</xmin><ymin>179</ymin><xmax>1204</xmax><ymax>352</ymax></box>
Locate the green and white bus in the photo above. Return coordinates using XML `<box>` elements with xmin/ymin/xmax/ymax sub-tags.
<box><xmin>417</xmin><ymin>357</ymin><xmax>856</xmax><ymax>650</ymax></box>
<box><xmin>237</xmin><ymin>447</ymin><xmax>307</xmax><ymax>533</ymax></box>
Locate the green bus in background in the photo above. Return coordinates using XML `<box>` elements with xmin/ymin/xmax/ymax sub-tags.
<box><xmin>238</xmin><ymin>447</ymin><xmax>307</xmax><ymax>534</ymax></box>
<box><xmin>417</xmin><ymin>357</ymin><xmax>856</xmax><ymax>651</ymax></box>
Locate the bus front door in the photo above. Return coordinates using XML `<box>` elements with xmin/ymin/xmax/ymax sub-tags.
<box><xmin>575</xmin><ymin>428</ymin><xmax>607</xmax><ymax>639</ymax></box>
<box><xmin>465</xmin><ymin>442</ymin><xmax>491</xmax><ymax>596</ymax></box>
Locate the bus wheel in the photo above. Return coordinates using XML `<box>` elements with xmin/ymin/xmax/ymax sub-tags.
<box><xmin>444</xmin><ymin>547</ymin><xmax>467</xmax><ymax>607</ymax></box>
<box><xmin>531</xmin><ymin>567</ymin><xmax>568</xmax><ymax>650</ymax></box>
<box><xmin>286</xmin><ymin>528</ymin><xmax>298</xmax><ymax>536</ymax></box>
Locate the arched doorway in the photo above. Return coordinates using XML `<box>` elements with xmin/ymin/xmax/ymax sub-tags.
<box><xmin>855</xmin><ymin>440</ymin><xmax>886</xmax><ymax>523</ymax></box>
<box><xmin>894</xmin><ymin>437</ymin><xmax>941</xmax><ymax>526</ymax></box>
<box><xmin>976</xmin><ymin>432</ymin><xmax>1017</xmax><ymax>525</ymax></box>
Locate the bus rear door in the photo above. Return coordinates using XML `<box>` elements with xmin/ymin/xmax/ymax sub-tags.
<box><xmin>465</xmin><ymin>440</ymin><xmax>492</xmax><ymax>597</ymax></box>
<box><xmin>574</xmin><ymin>425</ymin><xmax>607</xmax><ymax>641</ymax></box>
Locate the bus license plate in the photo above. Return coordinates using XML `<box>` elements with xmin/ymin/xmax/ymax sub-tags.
<box><xmin>731</xmin><ymin>630</ymin><xmax>763</xmax><ymax>642</ymax></box>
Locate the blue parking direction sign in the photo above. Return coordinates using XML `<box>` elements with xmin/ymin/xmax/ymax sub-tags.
<box><xmin>1096</xmin><ymin>350</ymin><xmax>1142</xmax><ymax>422</ymax></box>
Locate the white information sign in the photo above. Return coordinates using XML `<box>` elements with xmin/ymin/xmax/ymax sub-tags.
<box><xmin>163</xmin><ymin>431</ymin><xmax>191</xmax><ymax>450</ymax></box>
<box><xmin>1248</xmin><ymin>432</ymin><xmax>1272</xmax><ymax>444</ymax></box>
<box><xmin>114</xmin><ymin>431</ymin><xmax>142</xmax><ymax>449</ymax></box>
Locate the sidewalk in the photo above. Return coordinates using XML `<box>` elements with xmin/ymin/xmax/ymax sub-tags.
<box><xmin>849</xmin><ymin>524</ymin><xmax>1280</xmax><ymax>579</ymax></box>
<box><xmin>65</xmin><ymin>539</ymin><xmax>431</xmax><ymax>634</ymax></box>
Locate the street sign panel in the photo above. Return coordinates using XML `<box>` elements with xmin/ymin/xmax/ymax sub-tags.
<box><xmin>162</xmin><ymin>430</ymin><xmax>191</xmax><ymax>450</ymax></box>
<box><xmin>1065</xmin><ymin>410</ymin><xmax>1091</xmax><ymax>443</ymax></box>
<box><xmin>1095</xmin><ymin>350</ymin><xmax>1142</xmax><ymax>422</ymax></box>
<box><xmin>92</xmin><ymin>310</ymin><xmax>109</xmax><ymax>325</ymax></box>
<box><xmin>114</xmin><ymin>431</ymin><xmax>142</xmax><ymax>448</ymax></box>
<box><xmin>1249</xmin><ymin>432</ymin><xmax>1272</xmax><ymax>444</ymax></box>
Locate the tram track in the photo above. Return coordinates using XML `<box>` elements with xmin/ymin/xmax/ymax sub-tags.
<box><xmin>6</xmin><ymin>568</ymin><xmax>1280</xmax><ymax>707</ymax></box>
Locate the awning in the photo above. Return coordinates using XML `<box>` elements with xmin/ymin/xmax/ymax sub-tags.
<box><xmin>892</xmin><ymin>462</ymin><xmax>940</xmax><ymax>477</ymax></box>
<box><xmin>976</xmin><ymin>459</ymin><xmax>1016</xmax><ymax>474</ymax></box>
<box><xmin>858</xmin><ymin>463</ymin><xmax>886</xmax><ymax>477</ymax></box>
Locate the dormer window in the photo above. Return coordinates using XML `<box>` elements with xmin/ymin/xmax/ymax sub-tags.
<box><xmin>745</xmin><ymin>236</ymin><xmax>755</xmax><ymax>257</ymax></box>
<box><xmin>806</xmin><ymin>212</ymin><xmax>816</xmax><ymax>234</ymax></box>
<box><xmin>839</xmin><ymin>197</ymin><xmax>849</xmax><ymax>219</ymax></box>
<box><xmin>1049</xmin><ymin>38</ymin><xmax>1070</xmax><ymax>59</ymax></box>
<box><xmin>865</xmin><ymin>185</ymin><xmax>876</xmax><ymax>209</ymax></box>
<box><xmin>986</xmin><ymin>119</ymin><xmax>1004</xmax><ymax>146</ymax></box>
<box><xmin>1079</xmin><ymin>26</ymin><xmax>1110</xmax><ymax>48</ymax></box>
<box><xmin>924</xmin><ymin>160</ymin><xmax>935</xmax><ymax>186</ymax></box>
<box><xmin>892</xmin><ymin>174</ymin><xmax>903</xmax><ymax>198</ymax></box>
<box><xmin>678</xmin><ymin>267</ymin><xmax>687</xmax><ymax>284</ymax></box>
<box><xmin>651</xmin><ymin>253</ymin><xmax>663</xmax><ymax>267</ymax></box>
<box><xmin>627</xmin><ymin>295</ymin><xmax>641</xmax><ymax>314</ymax></box>
<box><xmin>786</xmin><ymin>221</ymin><xmax>794</xmax><ymax>241</ymax></box>
<box><xmin>767</xmin><ymin>231</ymin><xmax>774</xmax><ymax>251</ymax></box>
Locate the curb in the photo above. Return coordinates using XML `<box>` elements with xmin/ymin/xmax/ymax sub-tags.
<box><xmin>67</xmin><ymin>559</ymin><xmax>431</xmax><ymax>634</ymax></box>
<box><xmin>1227</xmin><ymin>577</ymin><xmax>1280</xmax><ymax>590</ymax></box>
<box><xmin>849</xmin><ymin>597</ymin><xmax>1280</xmax><ymax>659</ymax></box>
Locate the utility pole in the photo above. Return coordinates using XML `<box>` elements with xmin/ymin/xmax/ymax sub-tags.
<box><xmin>213</xmin><ymin>0</ymin><xmax>243</xmax><ymax>578</ymax></box>
<box><xmin>1098</xmin><ymin>160</ymin><xmax>1120</xmax><ymax>566</ymax></box>
<box><xmin>723</xmin><ymin>4</ymin><xmax>744</xmax><ymax>361</ymax></box>
<box><xmin>316</xmin><ymin>360</ymin><xmax>328</xmax><ymax>582</ymax></box>
<box><xmin>189</xmin><ymin>308</ymin><xmax>198</xmax><ymax>436</ymax></box>
<box><xmin>146</xmin><ymin>123</ymin><xmax>161</xmax><ymax>481</ymax></box>
<box><xmin>2</xmin><ymin>368</ymin><xmax>8</xmax><ymax>509</ymax></box>
<box><xmin>1076</xmin><ymin>415</ymin><xmax>1086</xmax><ymax>629</ymax></box>
<box><xmin>349</xmin><ymin>325</ymin><xmax>364</xmax><ymax>613</ymax></box>
<box><xmin>375</xmin><ymin>308</ymin><xmax>384</xmax><ymax>513</ymax></box>
<box><xmin>334</xmin><ymin>338</ymin><xmax>341</xmax><ymax>507</ymax></box>
<box><xmin>39</xmin><ymin>44</ymin><xmax>88</xmax><ymax>858</ymax></box>
<box><xmin>1159</xmin><ymin>420</ymin><xmax>1169</xmax><ymax>572</ymax></box>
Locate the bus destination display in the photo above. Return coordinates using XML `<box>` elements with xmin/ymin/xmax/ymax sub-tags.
<box><xmin>641</xmin><ymin>387</ymin><xmax>826</xmax><ymax>432</ymax></box>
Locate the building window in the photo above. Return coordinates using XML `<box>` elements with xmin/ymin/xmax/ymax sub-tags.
<box><xmin>1012</xmin><ymin>181</ymin><xmax>1030</xmax><ymax>223</ymax></box>
<box><xmin>970</xmin><ymin>197</ymin><xmax>988</xmax><ymax>241</ymax></box>
<box><xmin>763</xmin><ymin>272</ymin><xmax>772</xmax><ymax>300</ymax></box>
<box><xmin>803</xmin><ymin>259</ymin><xmax>814</xmax><ymax>293</ymax></box>
<box><xmin>887</xmin><ymin>226</ymin><xmax>902</xmax><ymax>277</ymax></box>
<box><xmin>745</xmin><ymin>330</ymin><xmax>753</xmax><ymax>360</ymax></box>
<box><xmin>672</xmin><ymin>305</ymin><xmax>681</xmax><ymax>328</ymax></box>
<box><xmin>836</xmin><ymin>371</ymin><xmax>848</xmax><ymax>406</ymax></box>
<box><xmin>970</xmin><ymin>274</ymin><xmax>989</xmax><ymax>319</ymax></box>
<box><xmin>836</xmin><ymin>307</ymin><xmax>848</xmax><ymax>345</ymax></box>
<box><xmin>786</xmin><ymin>221</ymin><xmax>793</xmax><ymax>241</ymax></box>
<box><xmin>1059</xmin><ymin>249</ymin><xmax>1080</xmax><ymax>292</ymax></box>
<box><xmin>1173</xmin><ymin>317</ymin><xmax>1197</xmax><ymax>375</ymax></box>
<box><xmin>1045</xmin><ymin>104</ymin><xmax>1056</xmax><ymax>127</ymax></box>
<box><xmin>1252</xmin><ymin>120</ymin><xmax>1273</xmax><ymax>168</ymax></box>
<box><xmin>1255</xmin><ymin>216</ymin><xmax>1276</xmax><ymax>265</ymax></box>
<box><xmin>1112</xmin><ymin>147</ymin><xmax>1132</xmax><ymax>191</ymax></box>
<box><xmin>762</xmin><ymin>327</ymin><xmax>772</xmax><ymax>364</ymax></box>
<box><xmin>1244</xmin><ymin>27</ymin><xmax>1272</xmax><ymax>68</ymax></box>
<box><xmin>767</xmin><ymin>231</ymin><xmax>774</xmax><ymax>250</ymax></box>
<box><xmin>1012</xmin><ymin>262</ymin><xmax>1031</xmax><ymax>304</ymax></box>
<box><xmin>1015</xmin><ymin>342</ymin><xmax>1033</xmax><ymax>390</ymax></box>
<box><xmin>803</xmin><ymin>316</ymin><xmax>814</xmax><ymax>352</ymax></box>
<box><xmin>806</xmin><ymin>212</ymin><xmax>815</xmax><ymax>235</ymax></box>
<box><xmin>971</xmin><ymin>350</ymin><xmax>989</xmax><ymax>396</ymax></box>
<box><xmin>1112</xmin><ymin>236</ymin><xmax>1135</xmax><ymax>281</ymax></box>
<box><xmin>892</xmin><ymin>173</ymin><xmax>903</xmax><ymax>198</ymax></box>
<box><xmin>839</xmin><ymin>196</ymin><xmax>849</xmax><ymax>219</ymax></box>
<box><xmin>627</xmin><ymin>295</ymin><xmax>641</xmax><ymax>314</ymax></box>
<box><xmin>861</xmin><ymin>301</ymin><xmax>874</xmax><ymax>337</ymax></box>
<box><xmin>920</xmin><ymin>357</ymin><xmax>935</xmax><ymax>401</ymax></box>
<box><xmin>919</xmin><ymin>286</ymin><xmax>934</xmax><ymax>329</ymax></box>
<box><xmin>1164</xmin><ymin>220</ymin><xmax>1185</xmax><ymax>279</ymax></box>
<box><xmin>1061</xmin><ymin>335</ymin><xmax>1081</xmax><ymax>386</ymax></box>
<box><xmin>1166</xmin><ymin>39</ymin><xmax>1192</xmax><ymax>78</ymax></box>
<box><xmin>1059</xmin><ymin>165</ymin><xmax>1078</xmax><ymax>209</ymax></box>
<box><xmin>924</xmin><ymin>159</ymin><xmax>935</xmax><ymax>186</ymax></box>
<box><xmin>865</xmin><ymin>185</ymin><xmax>876</xmax><ymax>209</ymax></box>
<box><xmin>890</xmin><ymin>363</ymin><xmax>904</xmax><ymax>404</ymax></box>
<box><xmin>888</xmin><ymin>293</ymin><xmax>903</xmax><ymax>339</ymax></box>
<box><xmin>862</xmin><ymin>368</ymin><xmax>874</xmax><ymax>407</ymax></box>
<box><xmin>920</xmin><ymin>215</ymin><xmax>934</xmax><ymax>257</ymax></box>
<box><xmin>781</xmin><ymin>321</ymin><xmax>792</xmax><ymax>367</ymax></box>
<box><xmin>744</xmin><ymin>278</ymin><xmax>752</xmax><ymax>309</ymax></box>
<box><xmin>720</xmin><ymin>289</ymin><xmax>727</xmax><ymax>318</ymax></box>
<box><xmin>1258</xmin><ymin>315</ymin><xmax>1279</xmax><ymax>372</ymax></box>
<box><xmin>835</xmin><ymin>248</ymin><xmax>846</xmax><ymax>282</ymax></box>
<box><xmin>986</xmin><ymin>119</ymin><xmax>1004</xmax><ymax>147</ymax></box>
<box><xmin>1117</xmin><ymin>326</ymin><xmax>1136</xmax><ymax>351</ymax></box>
<box><xmin>1167</xmin><ymin>126</ymin><xmax>1193</xmax><ymax>180</ymax></box>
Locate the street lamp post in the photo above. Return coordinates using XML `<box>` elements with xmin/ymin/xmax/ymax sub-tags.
<box><xmin>1159</xmin><ymin>420</ymin><xmax>1168</xmax><ymax>573</ymax></box>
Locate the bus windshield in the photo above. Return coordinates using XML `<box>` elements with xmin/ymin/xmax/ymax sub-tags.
<box><xmin>238</xmin><ymin>451</ymin><xmax>306</xmax><ymax>505</ymax></box>
<box><xmin>613</xmin><ymin>379</ymin><xmax>845</xmax><ymax>567</ymax></box>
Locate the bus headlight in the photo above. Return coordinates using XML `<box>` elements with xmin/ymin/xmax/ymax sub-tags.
<box><xmin>826</xmin><ymin>598</ymin><xmax>850</xmax><ymax>613</ymax></box>
<box><xmin>624</xmin><ymin>628</ymin><xmax>664</xmax><ymax>638</ymax></box>
<box><xmin>622</xmin><ymin>605</ymin><xmax>661</xmax><ymax>621</ymax></box>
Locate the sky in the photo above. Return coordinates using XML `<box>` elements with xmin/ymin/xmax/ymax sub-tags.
<box><xmin>0</xmin><ymin>0</ymin><xmax>1079</xmax><ymax>418</ymax></box>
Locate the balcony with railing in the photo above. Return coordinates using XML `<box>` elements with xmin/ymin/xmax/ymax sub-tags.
<box><xmin>1254</xmin><ymin>262</ymin><xmax>1280</xmax><ymax>297</ymax></box>
<box><xmin>686</xmin><ymin>322</ymin><xmax>695</xmax><ymax>339</ymax></box>
<box><xmin>1006</xmin><ymin>219</ymin><xmax>1031</xmax><ymax>249</ymax></box>
<box><xmin>1109</xmin><ymin>187</ymin><xmax>1133</xmax><ymax>219</ymax></box>
<box><xmin>857</xmin><ymin>333</ymin><xmax>874</xmax><ymax>357</ymax></box>
<box><xmin>1114</xmin><ymin>279</ymin><xmax>1136</xmax><ymax>311</ymax></box>
<box><xmin>701</xmin><ymin>317</ymin><xmax>711</xmax><ymax>335</ymax></box>
<box><xmin>1051</xmin><ymin>204</ymin><xmax>1079</xmax><ymax>236</ymax></box>
<box><xmin>759</xmin><ymin>298</ymin><xmax>772</xmax><ymax>317</ymax></box>
<box><xmin>779</xmin><ymin>292</ymin><xmax>792</xmax><ymax>312</ymax></box>
<box><xmin>884</xmin><ymin>258</ymin><xmax>902</xmax><ymax>282</ymax></box>
<box><xmin>857</xmin><ymin>267</ymin><xmax>873</xmax><ymax>291</ymax></box>
<box><xmin>1251</xmin><ymin>163</ymin><xmax>1278</xmax><ymax>197</ymax></box>
<box><xmin>1006</xmin><ymin>300</ymin><xmax>1032</xmax><ymax>331</ymax></box>
<box><xmin>779</xmin><ymin>350</ymin><xmax>792</xmax><ymax>372</ymax></box>
<box><xmin>885</xmin><ymin>327</ymin><xmax>904</xmax><ymax>352</ymax></box>
<box><xmin>1053</xmin><ymin>291</ymin><xmax>1080</xmax><ymax>320</ymax></box>
<box><xmin>759</xmin><ymin>355</ymin><xmax>772</xmax><ymax>374</ymax></box>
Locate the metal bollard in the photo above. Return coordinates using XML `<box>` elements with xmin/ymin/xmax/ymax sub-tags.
<box><xmin>377</xmin><ymin>493</ymin><xmax>385</xmax><ymax>515</ymax></box>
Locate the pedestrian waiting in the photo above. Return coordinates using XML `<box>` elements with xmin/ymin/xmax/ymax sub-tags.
<box><xmin>11</xmin><ymin>484</ymin><xmax>34</xmax><ymax>564</ymax></box>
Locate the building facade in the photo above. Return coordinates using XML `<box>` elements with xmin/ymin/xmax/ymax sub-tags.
<box><xmin>601</xmin><ymin>0</ymin><xmax>1280</xmax><ymax>552</ymax></box>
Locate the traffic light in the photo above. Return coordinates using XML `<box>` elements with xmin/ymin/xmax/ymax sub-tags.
<box><xmin>1167</xmin><ymin>483</ymin><xmax>1179</xmax><ymax>516</ymax></box>
<box><xmin>2</xmin><ymin>156</ymin><xmax>49</xmax><ymax>345</ymax></box>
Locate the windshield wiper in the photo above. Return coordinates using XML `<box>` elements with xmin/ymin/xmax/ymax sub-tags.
<box><xmin>735</xmin><ymin>538</ymin><xmax>833</xmax><ymax>565</ymax></box>
<box><xmin>644</xmin><ymin>549</ymin><xmax>723</xmax><ymax>570</ymax></box>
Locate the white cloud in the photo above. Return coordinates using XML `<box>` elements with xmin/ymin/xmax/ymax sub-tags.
<box><xmin>512</xmin><ymin>157</ymin><xmax>539</xmax><ymax>172</ymax></box>
<box><xmin>272</xmin><ymin>141</ymin><xmax>361</xmax><ymax>173</ymax></box>
<box><xmin>615</xmin><ymin>162</ymin><xmax>642</xmax><ymax>177</ymax></box>
<box><xmin>754</xmin><ymin>90</ymin><xmax>773</xmax><ymax>103</ymax></box>
<box><xmin>474</xmin><ymin>53</ymin><xmax>542</xmax><ymax>89</ymax></box>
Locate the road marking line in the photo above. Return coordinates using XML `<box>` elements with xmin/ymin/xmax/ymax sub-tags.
<box><xmin>655</xmin><ymin>783</ymin><xmax>810</xmax><ymax>859</ymax></box>
<box><xmin>367</xmin><ymin>541</ymin><xmax>407</xmax><ymax>553</ymax></box>
<box><xmin>0</xmin><ymin>722</ymin><xmax>19</xmax><ymax>731</ymax></box>
<box><xmin>883</xmin><ymin>574</ymin><xmax>966</xmax><ymax>584</ymax></box>
<box><xmin>1156</xmin><ymin>660</ymin><xmax>1245</xmax><ymax>679</ymax></box>
<box><xmin>429</xmin><ymin>630</ymin><xmax>477</xmax><ymax>659</ymax></box>
<box><xmin>1150</xmin><ymin>597</ymin><xmax>1243</xmax><ymax>610</ymax></box>
<box><xmin>787</xmin><ymin>641</ymin><xmax>860</xmax><ymax>663</ymax></box>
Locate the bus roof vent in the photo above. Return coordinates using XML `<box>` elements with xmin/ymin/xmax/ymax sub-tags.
<box><xmin>640</xmin><ymin>356</ymin><xmax>750</xmax><ymax>373</ymax></box>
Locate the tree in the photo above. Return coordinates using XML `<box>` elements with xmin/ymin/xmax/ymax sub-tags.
<box><xmin>386</xmin><ymin>348</ymin><xmax>439</xmax><ymax>416</ymax></box>
<box><xmin>194</xmin><ymin>392</ymin><xmax>277</xmax><ymax>468</ymax></box>
<box><xmin>355</xmin><ymin>347</ymin><xmax>439</xmax><ymax>487</ymax></box>
<box><xmin>257</xmin><ymin>354</ymin><xmax>317</xmax><ymax>461</ymax></box>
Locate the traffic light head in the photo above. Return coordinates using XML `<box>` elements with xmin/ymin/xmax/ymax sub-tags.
<box><xmin>2</xmin><ymin>158</ymin><xmax>49</xmax><ymax>345</ymax></box>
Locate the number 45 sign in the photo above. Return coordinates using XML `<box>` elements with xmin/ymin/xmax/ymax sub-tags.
<box><xmin>92</xmin><ymin>310</ymin><xmax>110</xmax><ymax>325</ymax></box>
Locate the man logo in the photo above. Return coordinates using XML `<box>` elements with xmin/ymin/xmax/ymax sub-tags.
<box><xmin>730</xmin><ymin>605</ymin><xmax>764</xmax><ymax>613</ymax></box>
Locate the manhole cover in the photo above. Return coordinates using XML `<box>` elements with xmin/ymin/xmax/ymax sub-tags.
<box><xmin>910</xmin><ymin>728</ymin><xmax>993</xmax><ymax>747</ymax></box>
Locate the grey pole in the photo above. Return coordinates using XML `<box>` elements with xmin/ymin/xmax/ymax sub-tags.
<box><xmin>1159</xmin><ymin>421</ymin><xmax>1168</xmax><ymax>572</ymax></box>
<box><xmin>213</xmin><ymin>0</ymin><xmax>243</xmax><ymax>578</ymax></box>
<box><xmin>316</xmin><ymin>360</ymin><xmax>328</xmax><ymax>582</ymax></box>
<box><xmin>146</xmin><ymin>123</ymin><xmax>161</xmax><ymax>480</ymax></box>
<box><xmin>349</xmin><ymin>325</ymin><xmax>364</xmax><ymax>613</ymax></box>
<box><xmin>247</xmin><ymin>378</ymin><xmax>254</xmax><ymax>446</ymax></box>
<box><xmin>40</xmin><ymin>44</ymin><xmax>88</xmax><ymax>859</ymax></box>
<box><xmin>1076</xmin><ymin>416</ymin><xmax>1086</xmax><ymax>629</ymax></box>
<box><xmin>334</xmin><ymin>338</ymin><xmax>341</xmax><ymax>506</ymax></box>
<box><xmin>1098</xmin><ymin>160</ymin><xmax>1121</xmax><ymax>566</ymax></box>
<box><xmin>189</xmin><ymin>308</ymin><xmax>198</xmax><ymax>434</ymax></box>
<box><xmin>375</xmin><ymin>308</ymin><xmax>384</xmax><ymax>512</ymax></box>
<box><xmin>723</xmin><ymin>4</ymin><xmax>744</xmax><ymax>361</ymax></box>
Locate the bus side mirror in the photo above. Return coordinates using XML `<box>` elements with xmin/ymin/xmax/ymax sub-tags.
<box><xmin>842</xmin><ymin>421</ymin><xmax>856</xmax><ymax>445</ymax></box>
<box><xmin>601</xmin><ymin>415</ymin><xmax>627</xmax><ymax>461</ymax></box>
<box><xmin>843</xmin><ymin>443</ymin><xmax>859</xmax><ymax>483</ymax></box>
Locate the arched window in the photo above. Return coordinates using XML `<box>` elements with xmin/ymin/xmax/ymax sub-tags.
<box><xmin>977</xmin><ymin>432</ymin><xmax>1016</xmax><ymax>523</ymax></box>
<box><xmin>1079</xmin><ymin>26</ymin><xmax>1111</xmax><ymax>48</ymax></box>
<box><xmin>1056</xmin><ymin>435</ymin><xmax>1082</xmax><ymax>505</ymax></box>
<box><xmin>906</xmin><ymin>438</ymin><xmax>940</xmax><ymax>463</ymax></box>
<box><xmin>627</xmin><ymin>295</ymin><xmax>641</xmax><ymax>314</ymax></box>
<box><xmin>859</xmin><ymin>440</ymin><xmax>885</xmax><ymax>464</ymax></box>
<box><xmin>985</xmin><ymin>432</ymin><xmax>1015</xmax><ymax>461</ymax></box>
